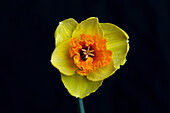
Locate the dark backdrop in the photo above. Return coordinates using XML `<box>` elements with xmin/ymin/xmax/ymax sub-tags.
<box><xmin>1</xmin><ymin>0</ymin><xmax>170</xmax><ymax>113</ymax></box>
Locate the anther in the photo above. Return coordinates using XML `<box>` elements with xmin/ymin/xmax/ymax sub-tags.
<box><xmin>81</xmin><ymin>46</ymin><xmax>94</xmax><ymax>60</ymax></box>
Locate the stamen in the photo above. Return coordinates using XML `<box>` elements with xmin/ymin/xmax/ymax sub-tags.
<box><xmin>83</xmin><ymin>52</ymin><xmax>87</xmax><ymax>55</ymax></box>
<box><xmin>87</xmin><ymin>46</ymin><xmax>90</xmax><ymax>51</ymax></box>
<box><xmin>85</xmin><ymin>55</ymin><xmax>88</xmax><ymax>59</ymax></box>
<box><xmin>81</xmin><ymin>49</ymin><xmax>86</xmax><ymax>52</ymax></box>
<box><xmin>88</xmin><ymin>53</ymin><xmax>94</xmax><ymax>56</ymax></box>
<box><xmin>81</xmin><ymin>46</ymin><xmax>94</xmax><ymax>60</ymax></box>
<box><xmin>89</xmin><ymin>50</ymin><xmax>94</xmax><ymax>52</ymax></box>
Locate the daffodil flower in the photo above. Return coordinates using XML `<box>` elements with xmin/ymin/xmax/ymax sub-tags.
<box><xmin>51</xmin><ymin>17</ymin><xmax>129</xmax><ymax>98</ymax></box>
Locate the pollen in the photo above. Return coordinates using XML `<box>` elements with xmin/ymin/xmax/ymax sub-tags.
<box><xmin>69</xmin><ymin>34</ymin><xmax>112</xmax><ymax>75</ymax></box>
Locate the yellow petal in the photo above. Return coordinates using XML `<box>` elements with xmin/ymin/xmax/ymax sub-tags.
<box><xmin>100</xmin><ymin>23</ymin><xmax>129</xmax><ymax>69</ymax></box>
<box><xmin>51</xmin><ymin>39</ymin><xmax>77</xmax><ymax>75</ymax></box>
<box><xmin>61</xmin><ymin>73</ymin><xmax>103</xmax><ymax>98</ymax></box>
<box><xmin>72</xmin><ymin>17</ymin><xmax>103</xmax><ymax>38</ymax></box>
<box><xmin>55</xmin><ymin>18</ymin><xmax>78</xmax><ymax>46</ymax></box>
<box><xmin>87</xmin><ymin>60</ymin><xmax>116</xmax><ymax>81</ymax></box>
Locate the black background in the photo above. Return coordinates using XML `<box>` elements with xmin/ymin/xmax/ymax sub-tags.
<box><xmin>1</xmin><ymin>0</ymin><xmax>170</xmax><ymax>113</ymax></box>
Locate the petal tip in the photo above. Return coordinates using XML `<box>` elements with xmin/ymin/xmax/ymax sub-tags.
<box><xmin>61</xmin><ymin>73</ymin><xmax>103</xmax><ymax>98</ymax></box>
<box><xmin>54</xmin><ymin>18</ymin><xmax>78</xmax><ymax>46</ymax></box>
<box><xmin>86</xmin><ymin>61</ymin><xmax>116</xmax><ymax>81</ymax></box>
<box><xmin>51</xmin><ymin>40</ymin><xmax>78</xmax><ymax>76</ymax></box>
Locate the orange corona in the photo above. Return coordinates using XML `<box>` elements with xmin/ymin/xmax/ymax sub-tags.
<box><xmin>70</xmin><ymin>34</ymin><xmax>112</xmax><ymax>75</ymax></box>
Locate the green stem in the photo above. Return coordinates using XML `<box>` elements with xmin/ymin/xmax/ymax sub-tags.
<box><xmin>78</xmin><ymin>98</ymin><xmax>85</xmax><ymax>113</ymax></box>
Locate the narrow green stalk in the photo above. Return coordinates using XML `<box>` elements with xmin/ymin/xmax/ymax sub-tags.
<box><xmin>78</xmin><ymin>98</ymin><xmax>85</xmax><ymax>113</ymax></box>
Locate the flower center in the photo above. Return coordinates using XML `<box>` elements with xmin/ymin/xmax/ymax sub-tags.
<box><xmin>69</xmin><ymin>34</ymin><xmax>112</xmax><ymax>75</ymax></box>
<box><xmin>80</xmin><ymin>46</ymin><xmax>94</xmax><ymax>61</ymax></box>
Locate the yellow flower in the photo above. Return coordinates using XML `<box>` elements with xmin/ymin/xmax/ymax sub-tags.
<box><xmin>51</xmin><ymin>17</ymin><xmax>129</xmax><ymax>98</ymax></box>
